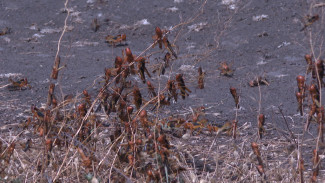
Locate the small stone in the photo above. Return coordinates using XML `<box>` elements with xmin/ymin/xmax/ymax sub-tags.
<box><xmin>182</xmin><ymin>133</ymin><xmax>191</xmax><ymax>140</ymax></box>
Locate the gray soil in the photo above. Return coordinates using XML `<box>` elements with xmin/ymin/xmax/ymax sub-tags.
<box><xmin>0</xmin><ymin>0</ymin><xmax>325</xmax><ymax>182</ymax></box>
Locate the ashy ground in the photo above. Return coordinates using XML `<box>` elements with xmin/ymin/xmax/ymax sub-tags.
<box><xmin>0</xmin><ymin>0</ymin><xmax>325</xmax><ymax>182</ymax></box>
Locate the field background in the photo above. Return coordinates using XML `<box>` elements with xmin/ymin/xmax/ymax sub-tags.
<box><xmin>0</xmin><ymin>0</ymin><xmax>325</xmax><ymax>182</ymax></box>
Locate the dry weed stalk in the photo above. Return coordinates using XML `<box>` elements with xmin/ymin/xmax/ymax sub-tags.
<box><xmin>51</xmin><ymin>56</ymin><xmax>61</xmax><ymax>80</ymax></box>
<box><xmin>311</xmin><ymin>149</ymin><xmax>320</xmax><ymax>182</ymax></box>
<box><xmin>296</xmin><ymin>91</ymin><xmax>304</xmax><ymax>116</ymax></box>
<box><xmin>232</xmin><ymin>120</ymin><xmax>237</xmax><ymax>139</ymax></box>
<box><xmin>298</xmin><ymin>157</ymin><xmax>305</xmax><ymax>183</ymax></box>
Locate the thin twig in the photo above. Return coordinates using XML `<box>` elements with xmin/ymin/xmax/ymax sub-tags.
<box><xmin>278</xmin><ymin>107</ymin><xmax>297</xmax><ymax>145</ymax></box>
<box><xmin>313</xmin><ymin>3</ymin><xmax>325</xmax><ymax>8</ymax></box>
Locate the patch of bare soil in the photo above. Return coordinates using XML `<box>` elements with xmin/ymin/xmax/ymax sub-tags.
<box><xmin>0</xmin><ymin>0</ymin><xmax>325</xmax><ymax>182</ymax></box>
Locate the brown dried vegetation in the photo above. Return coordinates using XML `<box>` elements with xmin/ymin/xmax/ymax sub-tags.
<box><xmin>3</xmin><ymin>5</ymin><xmax>325</xmax><ymax>183</ymax></box>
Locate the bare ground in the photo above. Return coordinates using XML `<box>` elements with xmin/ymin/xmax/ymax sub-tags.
<box><xmin>1</xmin><ymin>0</ymin><xmax>325</xmax><ymax>182</ymax></box>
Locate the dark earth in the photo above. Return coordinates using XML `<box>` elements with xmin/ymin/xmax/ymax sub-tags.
<box><xmin>1</xmin><ymin>0</ymin><xmax>325</xmax><ymax>182</ymax></box>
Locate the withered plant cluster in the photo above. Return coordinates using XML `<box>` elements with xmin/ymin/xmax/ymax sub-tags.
<box><xmin>293</xmin><ymin>54</ymin><xmax>325</xmax><ymax>182</ymax></box>
<box><xmin>0</xmin><ymin>26</ymin><xmax>225</xmax><ymax>182</ymax></box>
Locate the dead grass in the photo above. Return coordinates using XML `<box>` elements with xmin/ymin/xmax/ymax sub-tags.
<box><xmin>1</xmin><ymin>0</ymin><xmax>325</xmax><ymax>183</ymax></box>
